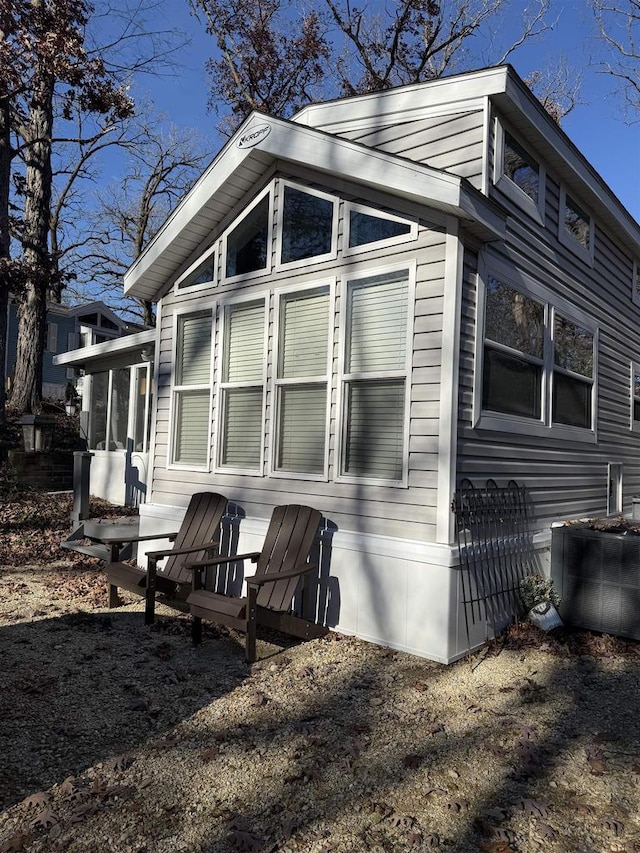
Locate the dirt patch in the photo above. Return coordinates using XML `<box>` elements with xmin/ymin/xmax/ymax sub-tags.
<box><xmin>1</xmin><ymin>558</ymin><xmax>640</xmax><ymax>853</ymax></box>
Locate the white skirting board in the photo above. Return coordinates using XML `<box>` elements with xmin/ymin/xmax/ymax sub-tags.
<box><xmin>138</xmin><ymin>502</ymin><xmax>551</xmax><ymax>664</ymax></box>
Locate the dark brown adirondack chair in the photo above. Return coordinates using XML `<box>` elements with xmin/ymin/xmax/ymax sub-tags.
<box><xmin>104</xmin><ymin>492</ymin><xmax>228</xmax><ymax>624</ymax></box>
<box><xmin>186</xmin><ymin>504</ymin><xmax>327</xmax><ymax>662</ymax></box>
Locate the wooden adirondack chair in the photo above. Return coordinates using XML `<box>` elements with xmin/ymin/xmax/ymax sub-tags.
<box><xmin>186</xmin><ymin>504</ymin><xmax>327</xmax><ymax>662</ymax></box>
<box><xmin>103</xmin><ymin>492</ymin><xmax>228</xmax><ymax>624</ymax></box>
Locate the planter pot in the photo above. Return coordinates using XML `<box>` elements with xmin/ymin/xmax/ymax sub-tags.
<box><xmin>551</xmin><ymin>524</ymin><xmax>640</xmax><ymax>640</ymax></box>
<box><xmin>527</xmin><ymin>601</ymin><xmax>563</xmax><ymax>632</ymax></box>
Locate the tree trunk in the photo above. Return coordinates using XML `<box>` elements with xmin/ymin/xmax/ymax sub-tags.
<box><xmin>9</xmin><ymin>70</ymin><xmax>54</xmax><ymax>415</ymax></box>
<box><xmin>0</xmin><ymin>98</ymin><xmax>11</xmax><ymax>422</ymax></box>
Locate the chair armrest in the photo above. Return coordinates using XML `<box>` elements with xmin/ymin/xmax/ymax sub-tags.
<box><xmin>146</xmin><ymin>540</ymin><xmax>220</xmax><ymax>560</ymax></box>
<box><xmin>185</xmin><ymin>551</ymin><xmax>261</xmax><ymax>570</ymax></box>
<box><xmin>98</xmin><ymin>531</ymin><xmax>178</xmax><ymax>545</ymax></box>
<box><xmin>246</xmin><ymin>562</ymin><xmax>318</xmax><ymax>587</ymax></box>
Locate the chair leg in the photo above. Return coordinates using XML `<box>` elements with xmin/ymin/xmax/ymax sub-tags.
<box><xmin>192</xmin><ymin>616</ymin><xmax>203</xmax><ymax>645</ymax></box>
<box><xmin>246</xmin><ymin>586</ymin><xmax>257</xmax><ymax>663</ymax></box>
<box><xmin>108</xmin><ymin>584</ymin><xmax>119</xmax><ymax>608</ymax></box>
<box><xmin>145</xmin><ymin>556</ymin><xmax>157</xmax><ymax>625</ymax></box>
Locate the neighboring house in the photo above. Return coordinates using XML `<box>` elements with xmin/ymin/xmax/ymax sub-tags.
<box><xmin>5</xmin><ymin>298</ymin><xmax>138</xmax><ymax>400</ymax></box>
<box><xmin>58</xmin><ymin>65</ymin><xmax>640</xmax><ymax>662</ymax></box>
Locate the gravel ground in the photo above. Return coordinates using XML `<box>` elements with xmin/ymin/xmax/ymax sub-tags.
<box><xmin>1</xmin><ymin>559</ymin><xmax>640</xmax><ymax>853</ymax></box>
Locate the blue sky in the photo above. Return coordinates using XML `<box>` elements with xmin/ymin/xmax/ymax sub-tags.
<box><xmin>129</xmin><ymin>0</ymin><xmax>639</xmax><ymax>221</ymax></box>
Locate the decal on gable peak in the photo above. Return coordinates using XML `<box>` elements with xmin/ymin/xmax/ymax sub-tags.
<box><xmin>237</xmin><ymin>124</ymin><xmax>271</xmax><ymax>149</ymax></box>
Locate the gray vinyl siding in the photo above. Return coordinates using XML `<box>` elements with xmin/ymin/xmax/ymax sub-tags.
<box><xmin>457</xmin><ymin>158</ymin><xmax>640</xmax><ymax>529</ymax></box>
<box><xmin>338</xmin><ymin>112</ymin><xmax>485</xmax><ymax>189</ymax></box>
<box><xmin>150</xmin><ymin>172</ymin><xmax>448</xmax><ymax>542</ymax></box>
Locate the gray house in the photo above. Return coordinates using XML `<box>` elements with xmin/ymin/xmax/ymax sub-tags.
<box><xmin>59</xmin><ymin>65</ymin><xmax>640</xmax><ymax>662</ymax></box>
<box><xmin>6</xmin><ymin>298</ymin><xmax>134</xmax><ymax>400</ymax></box>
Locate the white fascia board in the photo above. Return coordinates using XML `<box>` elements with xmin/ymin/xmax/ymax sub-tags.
<box><xmin>294</xmin><ymin>66</ymin><xmax>509</xmax><ymax>130</ymax></box>
<box><xmin>124</xmin><ymin>110</ymin><xmax>505</xmax><ymax>301</ymax></box>
<box><xmin>53</xmin><ymin>328</ymin><xmax>155</xmax><ymax>367</ymax></box>
<box><xmin>260</xmin><ymin>118</ymin><xmax>463</xmax><ymax>208</ymax></box>
<box><xmin>123</xmin><ymin>121</ymin><xmax>259</xmax><ymax>298</ymax></box>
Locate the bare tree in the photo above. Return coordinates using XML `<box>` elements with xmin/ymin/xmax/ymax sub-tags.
<box><xmin>65</xmin><ymin>116</ymin><xmax>211</xmax><ymax>325</ymax></box>
<box><xmin>190</xmin><ymin>0</ymin><xmax>568</xmax><ymax>129</ymax></box>
<box><xmin>3</xmin><ymin>0</ymin><xmax>183</xmax><ymax>416</ymax></box>
<box><xmin>592</xmin><ymin>0</ymin><xmax>640</xmax><ymax>117</ymax></box>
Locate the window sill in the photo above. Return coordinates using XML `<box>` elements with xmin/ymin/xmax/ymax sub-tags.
<box><xmin>494</xmin><ymin>176</ymin><xmax>544</xmax><ymax>226</ymax></box>
<box><xmin>475</xmin><ymin>412</ymin><xmax>597</xmax><ymax>444</ymax></box>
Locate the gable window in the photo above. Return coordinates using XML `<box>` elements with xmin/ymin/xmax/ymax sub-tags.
<box><xmin>218</xmin><ymin>299</ymin><xmax>266</xmax><ymax>471</ymax></box>
<box><xmin>479</xmin><ymin>273</ymin><xmax>596</xmax><ymax>437</ymax></box>
<box><xmin>560</xmin><ymin>188</ymin><xmax>593</xmax><ymax>263</ymax></box>
<box><xmin>225</xmin><ymin>192</ymin><xmax>270</xmax><ymax>279</ymax></box>
<box><xmin>273</xmin><ymin>286</ymin><xmax>331</xmax><ymax>477</ymax></box>
<box><xmin>345</xmin><ymin>202</ymin><xmax>416</xmax><ymax>254</ymax></box>
<box><xmin>339</xmin><ymin>268</ymin><xmax>412</xmax><ymax>483</ymax></box>
<box><xmin>494</xmin><ymin>123</ymin><xmax>544</xmax><ymax>222</ymax></box>
<box><xmin>503</xmin><ymin>132</ymin><xmax>540</xmax><ymax>204</ymax></box>
<box><xmin>280</xmin><ymin>184</ymin><xmax>336</xmax><ymax>266</ymax></box>
<box><xmin>171</xmin><ymin>309</ymin><xmax>213</xmax><ymax>467</ymax></box>
<box><xmin>564</xmin><ymin>194</ymin><xmax>590</xmax><ymax>249</ymax></box>
<box><xmin>176</xmin><ymin>246</ymin><xmax>216</xmax><ymax>291</ymax></box>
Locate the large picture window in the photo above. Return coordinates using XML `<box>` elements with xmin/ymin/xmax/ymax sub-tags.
<box><xmin>171</xmin><ymin>309</ymin><xmax>213</xmax><ymax>467</ymax></box>
<box><xmin>340</xmin><ymin>269</ymin><xmax>411</xmax><ymax>482</ymax></box>
<box><xmin>218</xmin><ymin>299</ymin><xmax>266</xmax><ymax>471</ymax></box>
<box><xmin>274</xmin><ymin>287</ymin><xmax>331</xmax><ymax>476</ymax></box>
<box><xmin>480</xmin><ymin>273</ymin><xmax>596</xmax><ymax>436</ymax></box>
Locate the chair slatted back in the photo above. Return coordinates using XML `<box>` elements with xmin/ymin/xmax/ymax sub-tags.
<box><xmin>255</xmin><ymin>505</ymin><xmax>321</xmax><ymax>611</ymax></box>
<box><xmin>164</xmin><ymin>492</ymin><xmax>228</xmax><ymax>585</ymax></box>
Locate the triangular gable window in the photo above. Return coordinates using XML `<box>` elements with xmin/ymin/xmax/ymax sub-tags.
<box><xmin>225</xmin><ymin>193</ymin><xmax>270</xmax><ymax>279</ymax></box>
<box><xmin>280</xmin><ymin>184</ymin><xmax>337</xmax><ymax>266</ymax></box>
<box><xmin>346</xmin><ymin>203</ymin><xmax>416</xmax><ymax>253</ymax></box>
<box><xmin>176</xmin><ymin>248</ymin><xmax>215</xmax><ymax>290</ymax></box>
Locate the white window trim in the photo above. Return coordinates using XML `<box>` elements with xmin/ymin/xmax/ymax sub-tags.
<box><xmin>493</xmin><ymin>120</ymin><xmax>545</xmax><ymax>226</ymax></box>
<box><xmin>168</xmin><ymin>303</ymin><xmax>215</xmax><ymax>472</ymax></box>
<box><xmin>343</xmin><ymin>200</ymin><xmax>418</xmax><ymax>256</ymax></box>
<box><xmin>269</xmin><ymin>279</ymin><xmax>335</xmax><ymax>481</ymax></box>
<box><xmin>558</xmin><ymin>185</ymin><xmax>594</xmax><ymax>266</ymax></box>
<box><xmin>473</xmin><ymin>258</ymin><xmax>598</xmax><ymax>443</ymax></box>
<box><xmin>275</xmin><ymin>180</ymin><xmax>339</xmax><ymax>271</ymax></box>
<box><xmin>630</xmin><ymin>360</ymin><xmax>640</xmax><ymax>432</ymax></box>
<box><xmin>213</xmin><ymin>293</ymin><xmax>268</xmax><ymax>475</ymax></box>
<box><xmin>222</xmin><ymin>185</ymin><xmax>273</xmax><ymax>284</ymax></box>
<box><xmin>173</xmin><ymin>243</ymin><xmax>217</xmax><ymax>295</ymax></box>
<box><xmin>131</xmin><ymin>361</ymin><xmax>152</xmax><ymax>454</ymax></box>
<box><xmin>336</xmin><ymin>261</ymin><xmax>416</xmax><ymax>487</ymax></box>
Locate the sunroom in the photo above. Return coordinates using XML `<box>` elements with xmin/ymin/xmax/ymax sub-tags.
<box><xmin>54</xmin><ymin>329</ymin><xmax>155</xmax><ymax>506</ymax></box>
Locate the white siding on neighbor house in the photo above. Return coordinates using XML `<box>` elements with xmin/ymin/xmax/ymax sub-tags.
<box><xmin>336</xmin><ymin>111</ymin><xmax>486</xmax><ymax>190</ymax></box>
<box><xmin>458</xmin><ymin>149</ymin><xmax>640</xmax><ymax>528</ymax></box>
<box><xmin>149</xmin><ymin>171</ymin><xmax>450</xmax><ymax>544</ymax></box>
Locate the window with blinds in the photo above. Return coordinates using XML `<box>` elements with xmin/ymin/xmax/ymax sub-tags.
<box><xmin>274</xmin><ymin>287</ymin><xmax>330</xmax><ymax>475</ymax></box>
<box><xmin>341</xmin><ymin>270</ymin><xmax>410</xmax><ymax>482</ymax></box>
<box><xmin>171</xmin><ymin>309</ymin><xmax>213</xmax><ymax>467</ymax></box>
<box><xmin>219</xmin><ymin>299</ymin><xmax>266</xmax><ymax>470</ymax></box>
